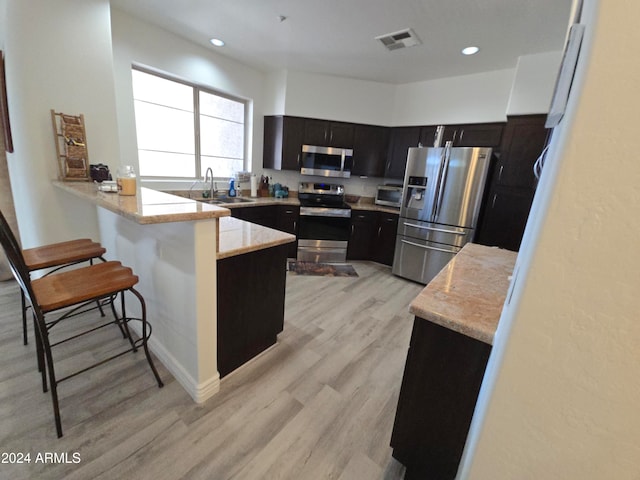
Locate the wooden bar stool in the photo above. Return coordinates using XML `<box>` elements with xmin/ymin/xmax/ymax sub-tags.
<box><xmin>0</xmin><ymin>210</ymin><xmax>106</xmax><ymax>344</ymax></box>
<box><xmin>0</xmin><ymin>217</ymin><xmax>164</xmax><ymax>438</ymax></box>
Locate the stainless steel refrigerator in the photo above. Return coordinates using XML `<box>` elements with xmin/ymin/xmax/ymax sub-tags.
<box><xmin>392</xmin><ymin>145</ymin><xmax>492</xmax><ymax>284</ymax></box>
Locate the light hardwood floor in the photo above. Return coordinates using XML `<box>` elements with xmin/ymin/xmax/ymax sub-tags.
<box><xmin>0</xmin><ymin>261</ymin><xmax>423</xmax><ymax>480</ymax></box>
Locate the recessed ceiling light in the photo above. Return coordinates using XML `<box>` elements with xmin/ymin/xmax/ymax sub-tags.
<box><xmin>209</xmin><ymin>38</ymin><xmax>225</xmax><ymax>47</ymax></box>
<box><xmin>461</xmin><ymin>46</ymin><xmax>480</xmax><ymax>55</ymax></box>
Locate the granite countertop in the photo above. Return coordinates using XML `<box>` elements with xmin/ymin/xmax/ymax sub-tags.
<box><xmin>217</xmin><ymin>216</ymin><xmax>295</xmax><ymax>260</ymax></box>
<box><xmin>219</xmin><ymin>197</ymin><xmax>299</xmax><ymax>209</ymax></box>
<box><xmin>165</xmin><ymin>190</ymin><xmax>400</xmax><ymax>214</ymax></box>
<box><xmin>54</xmin><ymin>181</ymin><xmax>231</xmax><ymax>224</ymax></box>
<box><xmin>409</xmin><ymin>243</ymin><xmax>518</xmax><ymax>345</ymax></box>
<box><xmin>348</xmin><ymin>201</ymin><xmax>400</xmax><ymax>215</ymax></box>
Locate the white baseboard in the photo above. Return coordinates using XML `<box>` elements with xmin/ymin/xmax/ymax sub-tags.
<box><xmin>129</xmin><ymin>323</ymin><xmax>220</xmax><ymax>404</ymax></box>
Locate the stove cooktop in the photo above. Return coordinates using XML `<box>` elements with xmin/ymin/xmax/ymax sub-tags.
<box><xmin>298</xmin><ymin>181</ymin><xmax>349</xmax><ymax>209</ymax></box>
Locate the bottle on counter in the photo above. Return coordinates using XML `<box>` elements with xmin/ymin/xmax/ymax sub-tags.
<box><xmin>116</xmin><ymin>165</ymin><xmax>136</xmax><ymax>196</ymax></box>
<box><xmin>250</xmin><ymin>174</ymin><xmax>258</xmax><ymax>198</ymax></box>
<box><xmin>228</xmin><ymin>178</ymin><xmax>237</xmax><ymax>197</ymax></box>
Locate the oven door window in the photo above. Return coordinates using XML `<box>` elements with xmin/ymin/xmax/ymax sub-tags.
<box><xmin>298</xmin><ymin>215</ymin><xmax>350</xmax><ymax>242</ymax></box>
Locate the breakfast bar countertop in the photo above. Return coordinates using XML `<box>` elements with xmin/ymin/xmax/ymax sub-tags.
<box><xmin>54</xmin><ymin>181</ymin><xmax>231</xmax><ymax>224</ymax></box>
<box><xmin>217</xmin><ymin>216</ymin><xmax>295</xmax><ymax>260</ymax></box>
<box><xmin>409</xmin><ymin>243</ymin><xmax>518</xmax><ymax>345</ymax></box>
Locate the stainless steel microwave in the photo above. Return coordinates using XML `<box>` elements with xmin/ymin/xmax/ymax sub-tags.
<box><xmin>375</xmin><ymin>184</ymin><xmax>403</xmax><ymax>208</ymax></box>
<box><xmin>300</xmin><ymin>145</ymin><xmax>353</xmax><ymax>179</ymax></box>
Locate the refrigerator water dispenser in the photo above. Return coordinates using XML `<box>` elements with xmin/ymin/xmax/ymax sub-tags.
<box><xmin>404</xmin><ymin>176</ymin><xmax>428</xmax><ymax>209</ymax></box>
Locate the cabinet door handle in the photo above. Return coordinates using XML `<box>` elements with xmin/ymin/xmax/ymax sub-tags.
<box><xmin>297</xmin><ymin>153</ymin><xmax>300</xmax><ymax>166</ymax></box>
<box><xmin>293</xmin><ymin>220</ymin><xmax>297</xmax><ymax>231</ymax></box>
<box><xmin>492</xmin><ymin>194</ymin><xmax>497</xmax><ymax>209</ymax></box>
<box><xmin>498</xmin><ymin>165</ymin><xmax>504</xmax><ymax>182</ymax></box>
<box><xmin>351</xmin><ymin>224</ymin><xmax>354</xmax><ymax>236</ymax></box>
<box><xmin>377</xmin><ymin>226</ymin><xmax>382</xmax><ymax>237</ymax></box>
<box><xmin>459</xmin><ymin>129</ymin><xmax>464</xmax><ymax>143</ymax></box>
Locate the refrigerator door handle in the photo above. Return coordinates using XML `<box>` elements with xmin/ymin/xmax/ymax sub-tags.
<box><xmin>403</xmin><ymin>222</ymin><xmax>466</xmax><ymax>236</ymax></box>
<box><xmin>433</xmin><ymin>145</ymin><xmax>452</xmax><ymax>222</ymax></box>
<box><xmin>430</xmin><ymin>150</ymin><xmax>447</xmax><ymax>221</ymax></box>
<box><xmin>400</xmin><ymin>239</ymin><xmax>459</xmax><ymax>255</ymax></box>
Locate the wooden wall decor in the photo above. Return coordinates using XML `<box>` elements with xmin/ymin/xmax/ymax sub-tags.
<box><xmin>0</xmin><ymin>51</ymin><xmax>13</xmax><ymax>153</ymax></box>
<box><xmin>51</xmin><ymin>110</ymin><xmax>90</xmax><ymax>181</ymax></box>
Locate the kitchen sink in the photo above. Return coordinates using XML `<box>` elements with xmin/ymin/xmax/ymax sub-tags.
<box><xmin>200</xmin><ymin>197</ymin><xmax>255</xmax><ymax>205</ymax></box>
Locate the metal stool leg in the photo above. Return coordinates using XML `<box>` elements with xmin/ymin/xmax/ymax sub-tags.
<box><xmin>41</xmin><ymin>332</ymin><xmax>63</xmax><ymax>437</ymax></box>
<box><xmin>129</xmin><ymin>288</ymin><xmax>164</xmax><ymax>388</ymax></box>
<box><xmin>119</xmin><ymin>292</ymin><xmax>137</xmax><ymax>351</ymax></box>
<box><xmin>109</xmin><ymin>293</ymin><xmax>127</xmax><ymax>339</ymax></box>
<box><xmin>21</xmin><ymin>290</ymin><xmax>28</xmax><ymax>345</ymax></box>
<box><xmin>33</xmin><ymin>314</ymin><xmax>47</xmax><ymax>392</ymax></box>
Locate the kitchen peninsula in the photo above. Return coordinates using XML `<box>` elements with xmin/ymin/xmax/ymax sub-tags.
<box><xmin>390</xmin><ymin>243</ymin><xmax>517</xmax><ymax>479</ymax></box>
<box><xmin>53</xmin><ymin>181</ymin><xmax>295</xmax><ymax>403</ymax></box>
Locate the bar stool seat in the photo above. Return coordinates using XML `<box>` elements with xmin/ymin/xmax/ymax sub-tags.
<box><xmin>33</xmin><ymin>261</ymin><xmax>137</xmax><ymax>312</ymax></box>
<box><xmin>23</xmin><ymin>239</ymin><xmax>105</xmax><ymax>271</ymax></box>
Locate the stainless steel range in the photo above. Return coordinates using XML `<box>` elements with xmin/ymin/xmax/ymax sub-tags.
<box><xmin>297</xmin><ymin>182</ymin><xmax>351</xmax><ymax>263</ymax></box>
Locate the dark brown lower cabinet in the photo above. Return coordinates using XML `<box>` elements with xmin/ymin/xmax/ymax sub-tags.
<box><xmin>373</xmin><ymin>212</ymin><xmax>399</xmax><ymax>266</ymax></box>
<box><xmin>216</xmin><ymin>244</ymin><xmax>289</xmax><ymax>377</ymax></box>
<box><xmin>275</xmin><ymin>205</ymin><xmax>299</xmax><ymax>258</ymax></box>
<box><xmin>230</xmin><ymin>205</ymin><xmax>278</xmax><ymax>228</ymax></box>
<box><xmin>347</xmin><ymin>210</ymin><xmax>377</xmax><ymax>260</ymax></box>
<box><xmin>391</xmin><ymin>318</ymin><xmax>491</xmax><ymax>480</ymax></box>
<box><xmin>347</xmin><ymin>210</ymin><xmax>399</xmax><ymax>265</ymax></box>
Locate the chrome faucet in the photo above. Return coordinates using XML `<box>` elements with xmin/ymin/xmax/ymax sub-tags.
<box><xmin>204</xmin><ymin>167</ymin><xmax>215</xmax><ymax>198</ymax></box>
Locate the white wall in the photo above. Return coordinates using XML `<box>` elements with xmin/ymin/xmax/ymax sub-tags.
<box><xmin>392</xmin><ymin>69</ymin><xmax>515</xmax><ymax>125</ymax></box>
<box><xmin>507</xmin><ymin>51</ymin><xmax>563</xmax><ymax>115</ymax></box>
<box><xmin>0</xmin><ymin>0</ymin><xmax>5</xmax><ymax>50</ymax></box>
<box><xmin>276</xmin><ymin>66</ymin><xmax>543</xmax><ymax>127</ymax></box>
<box><xmin>461</xmin><ymin>0</ymin><xmax>640</xmax><ymax>477</ymax></box>
<box><xmin>281</xmin><ymin>70</ymin><xmax>396</xmax><ymax>126</ymax></box>
<box><xmin>4</xmin><ymin>0</ymin><xmax>119</xmax><ymax>248</ymax></box>
<box><xmin>110</xmin><ymin>8</ymin><xmax>267</xmax><ymax>181</ymax></box>
<box><xmin>264</xmin><ymin>69</ymin><xmax>289</xmax><ymax>116</ymax></box>
<box><xmin>274</xmin><ymin>52</ymin><xmax>560</xmax><ymax>128</ymax></box>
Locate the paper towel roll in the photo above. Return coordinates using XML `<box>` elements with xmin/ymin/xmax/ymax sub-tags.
<box><xmin>250</xmin><ymin>175</ymin><xmax>258</xmax><ymax>197</ymax></box>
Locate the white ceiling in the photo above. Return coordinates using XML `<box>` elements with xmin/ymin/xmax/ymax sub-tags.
<box><xmin>109</xmin><ymin>0</ymin><xmax>575</xmax><ymax>85</ymax></box>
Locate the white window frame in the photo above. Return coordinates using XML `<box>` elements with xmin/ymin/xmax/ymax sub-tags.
<box><xmin>132</xmin><ymin>66</ymin><xmax>247</xmax><ymax>180</ymax></box>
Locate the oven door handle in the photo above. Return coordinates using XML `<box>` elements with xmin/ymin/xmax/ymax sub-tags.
<box><xmin>403</xmin><ymin>222</ymin><xmax>466</xmax><ymax>236</ymax></box>
<box><xmin>300</xmin><ymin>208</ymin><xmax>351</xmax><ymax>218</ymax></box>
<box><xmin>400</xmin><ymin>239</ymin><xmax>458</xmax><ymax>255</ymax></box>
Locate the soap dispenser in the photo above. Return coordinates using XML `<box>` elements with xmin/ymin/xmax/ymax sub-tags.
<box><xmin>228</xmin><ymin>178</ymin><xmax>237</xmax><ymax>197</ymax></box>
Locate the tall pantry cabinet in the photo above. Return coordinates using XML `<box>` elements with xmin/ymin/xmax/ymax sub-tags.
<box><xmin>476</xmin><ymin>115</ymin><xmax>549</xmax><ymax>251</ymax></box>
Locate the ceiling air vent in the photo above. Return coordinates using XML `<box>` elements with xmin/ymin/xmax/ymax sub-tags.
<box><xmin>375</xmin><ymin>28</ymin><xmax>422</xmax><ymax>51</ymax></box>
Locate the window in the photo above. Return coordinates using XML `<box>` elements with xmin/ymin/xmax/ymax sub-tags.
<box><xmin>131</xmin><ymin>68</ymin><xmax>246</xmax><ymax>178</ymax></box>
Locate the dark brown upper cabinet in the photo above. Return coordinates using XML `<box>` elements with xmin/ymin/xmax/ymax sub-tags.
<box><xmin>263</xmin><ymin>115</ymin><xmax>305</xmax><ymax>171</ymax></box>
<box><xmin>303</xmin><ymin>119</ymin><xmax>354</xmax><ymax>148</ymax></box>
<box><xmin>352</xmin><ymin>124</ymin><xmax>390</xmax><ymax>177</ymax></box>
<box><xmin>385</xmin><ymin>126</ymin><xmax>421</xmax><ymax>179</ymax></box>
<box><xmin>444</xmin><ymin>123</ymin><xmax>504</xmax><ymax>147</ymax></box>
